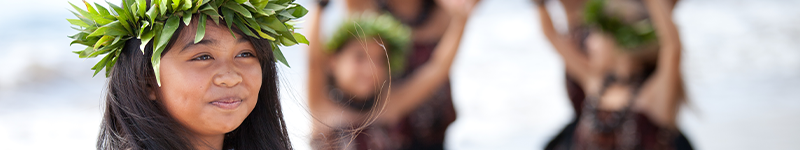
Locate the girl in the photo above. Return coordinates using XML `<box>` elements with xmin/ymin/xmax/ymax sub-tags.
<box><xmin>68</xmin><ymin>0</ymin><xmax>306</xmax><ymax>149</ymax></box>
<box><xmin>536</xmin><ymin>0</ymin><xmax>692</xmax><ymax>149</ymax></box>
<box><xmin>306</xmin><ymin>0</ymin><xmax>476</xmax><ymax>149</ymax></box>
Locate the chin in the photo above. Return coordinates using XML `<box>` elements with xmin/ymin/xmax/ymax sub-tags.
<box><xmin>214</xmin><ymin>120</ymin><xmax>246</xmax><ymax>134</ymax></box>
<box><xmin>211</xmin><ymin>113</ymin><xmax>250</xmax><ymax>133</ymax></box>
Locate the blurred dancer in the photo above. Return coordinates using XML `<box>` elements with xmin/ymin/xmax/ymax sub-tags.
<box><xmin>307</xmin><ymin>0</ymin><xmax>477</xmax><ymax>149</ymax></box>
<box><xmin>536</xmin><ymin>0</ymin><xmax>692</xmax><ymax>149</ymax></box>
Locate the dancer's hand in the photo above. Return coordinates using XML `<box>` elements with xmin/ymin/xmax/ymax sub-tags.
<box><xmin>436</xmin><ymin>0</ymin><xmax>479</xmax><ymax>20</ymax></box>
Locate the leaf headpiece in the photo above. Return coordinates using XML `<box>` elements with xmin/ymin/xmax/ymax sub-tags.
<box><xmin>326</xmin><ymin>13</ymin><xmax>410</xmax><ymax>76</ymax></box>
<box><xmin>584</xmin><ymin>0</ymin><xmax>657</xmax><ymax>51</ymax></box>
<box><xmin>68</xmin><ymin>0</ymin><xmax>308</xmax><ymax>86</ymax></box>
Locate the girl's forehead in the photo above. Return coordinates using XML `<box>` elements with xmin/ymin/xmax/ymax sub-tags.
<box><xmin>343</xmin><ymin>39</ymin><xmax>386</xmax><ymax>53</ymax></box>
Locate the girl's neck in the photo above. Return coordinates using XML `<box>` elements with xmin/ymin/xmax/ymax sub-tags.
<box><xmin>192</xmin><ymin>134</ymin><xmax>225</xmax><ymax>150</ymax></box>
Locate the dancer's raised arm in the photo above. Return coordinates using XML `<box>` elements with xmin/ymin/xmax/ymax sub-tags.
<box><xmin>637</xmin><ymin>0</ymin><xmax>685</xmax><ymax>128</ymax></box>
<box><xmin>308</xmin><ymin>4</ymin><xmax>332</xmax><ymax>115</ymax></box>
<box><xmin>536</xmin><ymin>2</ymin><xmax>593</xmax><ymax>86</ymax></box>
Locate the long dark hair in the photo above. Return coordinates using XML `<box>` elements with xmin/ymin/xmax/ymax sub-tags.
<box><xmin>97</xmin><ymin>19</ymin><xmax>292</xmax><ymax>150</ymax></box>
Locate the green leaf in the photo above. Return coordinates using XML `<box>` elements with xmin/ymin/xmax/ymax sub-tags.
<box><xmin>91</xmin><ymin>53</ymin><xmax>113</xmax><ymax>77</ymax></box>
<box><xmin>172</xmin><ymin>0</ymin><xmax>181</xmax><ymax>11</ymax></box>
<box><xmin>181</xmin><ymin>0</ymin><xmax>193</xmax><ymax>10</ymax></box>
<box><xmin>251</xmin><ymin>0</ymin><xmax>269</xmax><ymax>10</ymax></box>
<box><xmin>69</xmin><ymin>2</ymin><xmax>91</xmax><ymax>17</ymax></box>
<box><xmin>73</xmin><ymin>13</ymin><xmax>98</xmax><ymax>27</ymax></box>
<box><xmin>259</xmin><ymin>24</ymin><xmax>277</xmax><ymax>35</ymax></box>
<box><xmin>242</xmin><ymin>2</ymin><xmax>268</xmax><ymax>17</ymax></box>
<box><xmin>70</xmin><ymin>34</ymin><xmax>98</xmax><ymax>47</ymax></box>
<box><xmin>223</xmin><ymin>1</ymin><xmax>252</xmax><ymax>18</ymax></box>
<box><xmin>108</xmin><ymin>5</ymin><xmax>133</xmax><ymax>35</ymax></box>
<box><xmin>159</xmin><ymin>0</ymin><xmax>168</xmax><ymax>15</ymax></box>
<box><xmin>280</xmin><ymin>28</ymin><xmax>297</xmax><ymax>43</ymax></box>
<box><xmin>153</xmin><ymin>15</ymin><xmax>180</xmax><ymax>54</ymax></box>
<box><xmin>279</xmin><ymin>36</ymin><xmax>296</xmax><ymax>46</ymax></box>
<box><xmin>123</xmin><ymin>0</ymin><xmax>136</xmax><ymax>12</ymax></box>
<box><xmin>85</xmin><ymin>2</ymin><xmax>115</xmax><ymax>25</ymax></box>
<box><xmin>146</xmin><ymin>4</ymin><xmax>158</xmax><ymax>23</ymax></box>
<box><xmin>234</xmin><ymin>0</ymin><xmax>247</xmax><ymax>4</ymax></box>
<box><xmin>288</xmin><ymin>4</ymin><xmax>308</xmax><ymax>18</ymax></box>
<box><xmin>105</xmin><ymin>51</ymin><xmax>117</xmax><ymax>77</ymax></box>
<box><xmin>78</xmin><ymin>47</ymin><xmax>93</xmax><ymax>58</ymax></box>
<box><xmin>140</xmin><ymin>29</ymin><xmax>156</xmax><ymax>52</ymax></box>
<box><xmin>242</xmin><ymin>17</ymin><xmax>274</xmax><ymax>40</ymax></box>
<box><xmin>200</xmin><ymin>5</ymin><xmax>221</xmax><ymax>24</ymax></box>
<box><xmin>182</xmin><ymin>11</ymin><xmax>192</xmax><ymax>26</ymax></box>
<box><xmin>264</xmin><ymin>3</ymin><xmax>287</xmax><ymax>12</ymax></box>
<box><xmin>209</xmin><ymin>0</ymin><xmax>223</xmax><ymax>8</ymax></box>
<box><xmin>191</xmin><ymin>0</ymin><xmax>207</xmax><ymax>12</ymax></box>
<box><xmin>93</xmin><ymin>3</ymin><xmax>115</xmax><ymax>20</ymax></box>
<box><xmin>233</xmin><ymin>18</ymin><xmax>257</xmax><ymax>38</ymax></box>
<box><xmin>83</xmin><ymin>1</ymin><xmax>100</xmax><ymax>18</ymax></box>
<box><xmin>136</xmin><ymin>0</ymin><xmax>147</xmax><ymax>18</ymax></box>
<box><xmin>293</xmin><ymin>33</ymin><xmax>308</xmax><ymax>45</ymax></box>
<box><xmin>88</xmin><ymin>21</ymin><xmax>129</xmax><ymax>37</ymax></box>
<box><xmin>194</xmin><ymin>13</ymin><xmax>207</xmax><ymax>43</ymax></box>
<box><xmin>90</xmin><ymin>37</ymin><xmax>123</xmax><ymax>58</ymax></box>
<box><xmin>272</xmin><ymin>46</ymin><xmax>290</xmax><ymax>67</ymax></box>
<box><xmin>94</xmin><ymin>35</ymin><xmax>115</xmax><ymax>50</ymax></box>
<box><xmin>67</xmin><ymin>19</ymin><xmax>90</xmax><ymax>28</ymax></box>
<box><xmin>152</xmin><ymin>15</ymin><xmax>180</xmax><ymax>86</ymax></box>
<box><xmin>107</xmin><ymin>1</ymin><xmax>132</xmax><ymax>23</ymax></box>
<box><xmin>260</xmin><ymin>15</ymin><xmax>289</xmax><ymax>32</ymax></box>
<box><xmin>70</xmin><ymin>2</ymin><xmax>112</xmax><ymax>25</ymax></box>
<box><xmin>221</xmin><ymin>8</ymin><xmax>237</xmax><ymax>38</ymax></box>
<box><xmin>138</xmin><ymin>20</ymin><xmax>150</xmax><ymax>38</ymax></box>
<box><xmin>150</xmin><ymin>21</ymin><xmax>164</xmax><ymax>51</ymax></box>
<box><xmin>277</xmin><ymin>11</ymin><xmax>295</xmax><ymax>19</ymax></box>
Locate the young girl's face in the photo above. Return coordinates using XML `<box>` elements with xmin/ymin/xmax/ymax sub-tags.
<box><xmin>157</xmin><ymin>19</ymin><xmax>262</xmax><ymax>138</ymax></box>
<box><xmin>586</xmin><ymin>31</ymin><xmax>618</xmax><ymax>72</ymax></box>
<box><xmin>330</xmin><ymin>39</ymin><xmax>389</xmax><ymax>99</ymax></box>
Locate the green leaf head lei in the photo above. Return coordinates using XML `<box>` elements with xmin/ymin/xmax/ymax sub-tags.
<box><xmin>326</xmin><ymin>13</ymin><xmax>411</xmax><ymax>76</ymax></box>
<box><xmin>584</xmin><ymin>0</ymin><xmax>658</xmax><ymax>51</ymax></box>
<box><xmin>67</xmin><ymin>0</ymin><xmax>308</xmax><ymax>86</ymax></box>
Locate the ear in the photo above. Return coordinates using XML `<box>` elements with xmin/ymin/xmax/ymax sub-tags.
<box><xmin>147</xmin><ymin>84</ymin><xmax>158</xmax><ymax>100</ymax></box>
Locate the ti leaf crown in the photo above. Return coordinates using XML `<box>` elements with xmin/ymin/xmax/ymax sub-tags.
<box><xmin>68</xmin><ymin>0</ymin><xmax>308</xmax><ymax>86</ymax></box>
<box><xmin>326</xmin><ymin>13</ymin><xmax>411</xmax><ymax>76</ymax></box>
<box><xmin>584</xmin><ymin>0</ymin><xmax>658</xmax><ymax>51</ymax></box>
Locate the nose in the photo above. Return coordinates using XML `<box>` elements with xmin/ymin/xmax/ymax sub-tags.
<box><xmin>213</xmin><ymin>71</ymin><xmax>242</xmax><ymax>88</ymax></box>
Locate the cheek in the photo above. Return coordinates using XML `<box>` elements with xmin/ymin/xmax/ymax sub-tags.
<box><xmin>158</xmin><ymin>62</ymin><xmax>211</xmax><ymax>129</ymax></box>
<box><xmin>243</xmin><ymin>63</ymin><xmax>262</xmax><ymax>100</ymax></box>
<box><xmin>332</xmin><ymin>58</ymin><xmax>357</xmax><ymax>83</ymax></box>
<box><xmin>368</xmin><ymin>62</ymin><xmax>388</xmax><ymax>84</ymax></box>
<box><xmin>587</xmin><ymin>36</ymin><xmax>613</xmax><ymax>67</ymax></box>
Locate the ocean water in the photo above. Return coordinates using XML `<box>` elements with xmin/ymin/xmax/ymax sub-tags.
<box><xmin>0</xmin><ymin>0</ymin><xmax>798</xmax><ymax>149</ymax></box>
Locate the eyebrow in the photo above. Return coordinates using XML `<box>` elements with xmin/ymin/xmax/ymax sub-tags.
<box><xmin>236</xmin><ymin>37</ymin><xmax>249</xmax><ymax>43</ymax></box>
<box><xmin>182</xmin><ymin>39</ymin><xmax>217</xmax><ymax>53</ymax></box>
<box><xmin>180</xmin><ymin>37</ymin><xmax>250</xmax><ymax>53</ymax></box>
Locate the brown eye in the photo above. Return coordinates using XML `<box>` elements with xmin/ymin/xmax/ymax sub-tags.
<box><xmin>236</xmin><ymin>52</ymin><xmax>254</xmax><ymax>58</ymax></box>
<box><xmin>192</xmin><ymin>55</ymin><xmax>213</xmax><ymax>61</ymax></box>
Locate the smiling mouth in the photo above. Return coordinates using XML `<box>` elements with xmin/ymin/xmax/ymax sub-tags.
<box><xmin>210</xmin><ymin>98</ymin><xmax>243</xmax><ymax>110</ymax></box>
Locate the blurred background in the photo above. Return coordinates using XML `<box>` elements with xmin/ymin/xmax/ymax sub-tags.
<box><xmin>0</xmin><ymin>0</ymin><xmax>798</xmax><ymax>149</ymax></box>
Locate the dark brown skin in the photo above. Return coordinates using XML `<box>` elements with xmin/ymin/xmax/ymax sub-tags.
<box><xmin>156</xmin><ymin>18</ymin><xmax>262</xmax><ymax>150</ymax></box>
